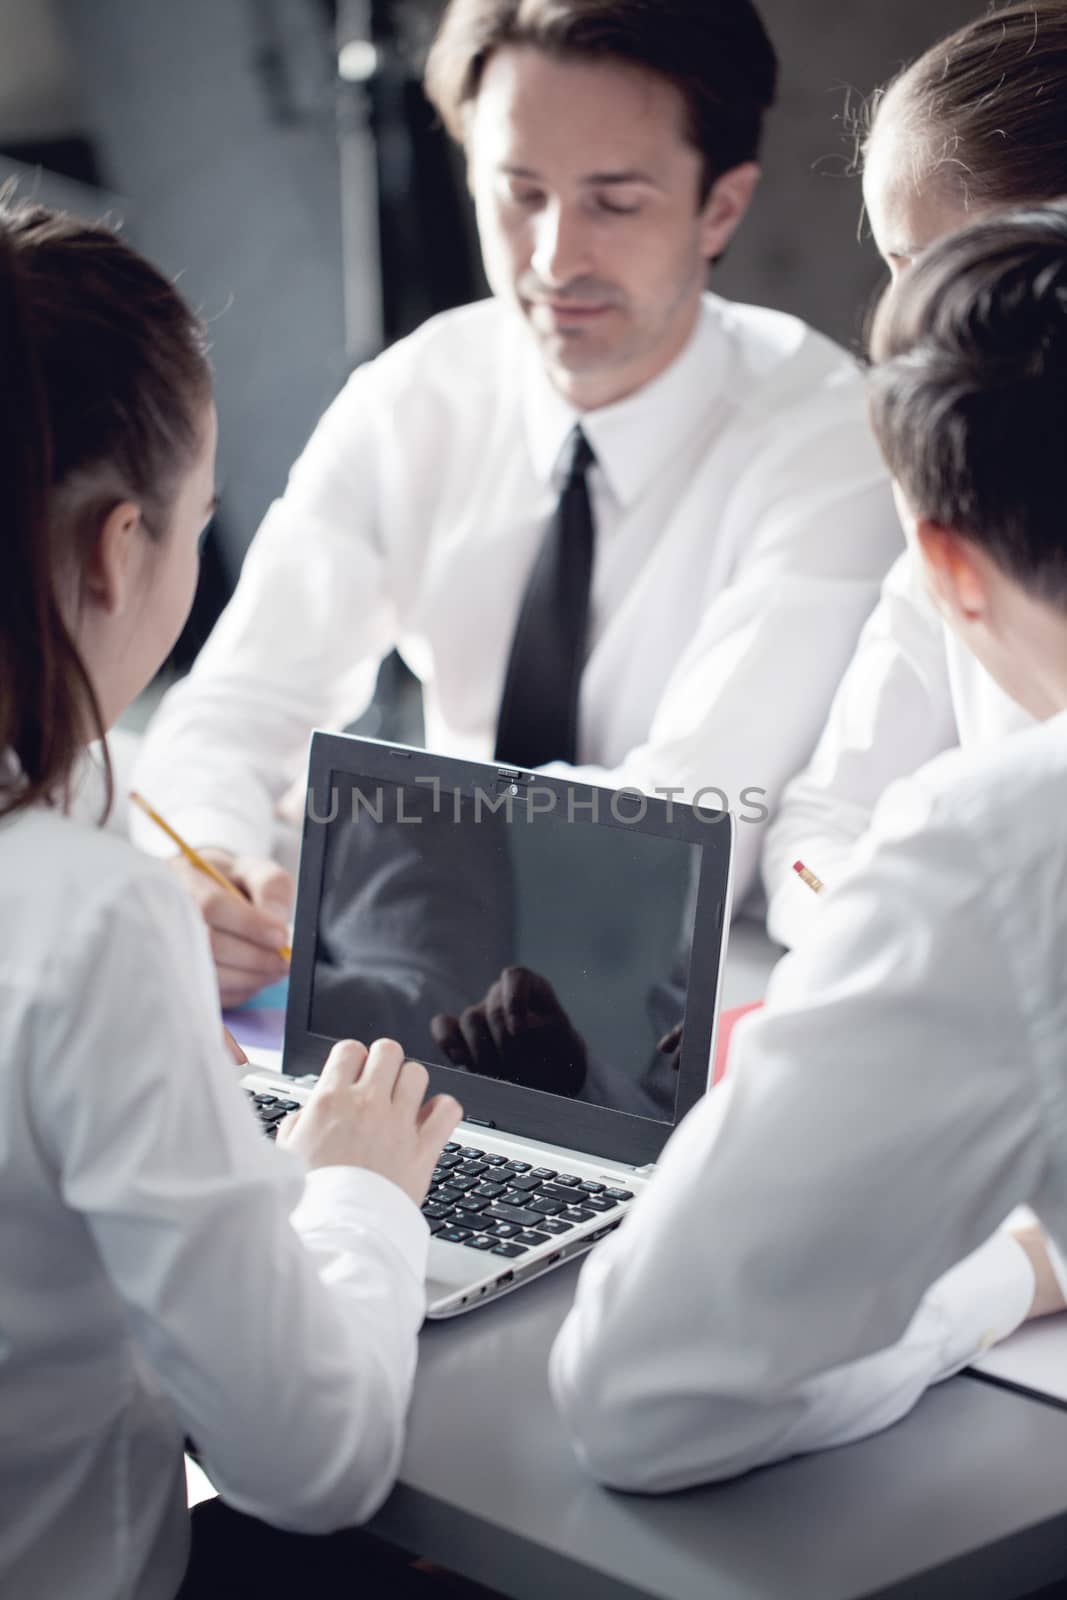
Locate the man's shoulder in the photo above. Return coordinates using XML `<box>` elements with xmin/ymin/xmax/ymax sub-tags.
<box><xmin>363</xmin><ymin>298</ymin><xmax>518</xmax><ymax>398</ymax></box>
<box><xmin>702</xmin><ymin>293</ymin><xmax>863</xmax><ymax>412</ymax></box>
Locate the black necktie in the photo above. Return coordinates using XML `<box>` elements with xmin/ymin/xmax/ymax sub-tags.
<box><xmin>494</xmin><ymin>427</ymin><xmax>596</xmax><ymax>769</ymax></box>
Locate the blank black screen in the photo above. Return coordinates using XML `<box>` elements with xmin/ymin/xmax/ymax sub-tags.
<box><xmin>308</xmin><ymin>775</ymin><xmax>702</xmax><ymax>1122</ymax></box>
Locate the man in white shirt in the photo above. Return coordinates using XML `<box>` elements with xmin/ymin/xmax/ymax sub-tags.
<box><xmin>550</xmin><ymin>206</ymin><xmax>1067</xmax><ymax>1489</ymax></box>
<box><xmin>132</xmin><ymin>0</ymin><xmax>901</xmax><ymax>1004</ymax></box>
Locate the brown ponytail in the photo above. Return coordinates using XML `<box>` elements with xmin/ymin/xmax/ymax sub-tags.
<box><xmin>868</xmin><ymin>2</ymin><xmax>1067</xmax><ymax>209</ymax></box>
<box><xmin>0</xmin><ymin>197</ymin><xmax>210</xmax><ymax>821</ymax></box>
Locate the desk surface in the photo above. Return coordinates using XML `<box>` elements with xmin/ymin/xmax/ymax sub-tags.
<box><xmin>368</xmin><ymin>922</ymin><xmax>1067</xmax><ymax>1600</ymax></box>
<box><xmin>371</xmin><ymin>1263</ymin><xmax>1067</xmax><ymax>1600</ymax></box>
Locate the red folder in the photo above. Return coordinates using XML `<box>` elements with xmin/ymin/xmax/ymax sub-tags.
<box><xmin>712</xmin><ymin>1002</ymin><xmax>764</xmax><ymax>1085</ymax></box>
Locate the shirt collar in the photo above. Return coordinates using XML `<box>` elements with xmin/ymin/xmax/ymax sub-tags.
<box><xmin>522</xmin><ymin>296</ymin><xmax>729</xmax><ymax>507</ymax></box>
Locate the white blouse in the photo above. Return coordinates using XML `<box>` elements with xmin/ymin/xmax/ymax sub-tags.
<box><xmin>0</xmin><ymin>805</ymin><xmax>428</xmax><ymax>1599</ymax></box>
<box><xmin>763</xmin><ymin>549</ymin><xmax>1032</xmax><ymax>947</ymax></box>
<box><xmin>552</xmin><ymin>713</ymin><xmax>1067</xmax><ymax>1490</ymax></box>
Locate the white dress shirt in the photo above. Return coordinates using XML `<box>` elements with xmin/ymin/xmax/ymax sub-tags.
<box><xmin>550</xmin><ymin>712</ymin><xmax>1067</xmax><ymax>1491</ymax></box>
<box><xmin>132</xmin><ymin>293</ymin><xmax>901</xmax><ymax>905</ymax></box>
<box><xmin>0</xmin><ymin>806</ymin><xmax>429</xmax><ymax>1600</ymax></box>
<box><xmin>763</xmin><ymin>548</ymin><xmax>1032</xmax><ymax>947</ymax></box>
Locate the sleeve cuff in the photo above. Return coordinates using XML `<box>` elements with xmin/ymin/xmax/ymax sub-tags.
<box><xmin>293</xmin><ymin>1166</ymin><xmax>430</xmax><ymax>1282</ymax></box>
<box><xmin>932</xmin><ymin>1229</ymin><xmax>1035</xmax><ymax>1364</ymax></box>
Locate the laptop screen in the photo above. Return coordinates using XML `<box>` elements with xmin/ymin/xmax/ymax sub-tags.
<box><xmin>304</xmin><ymin>772</ymin><xmax>706</xmax><ymax>1124</ymax></box>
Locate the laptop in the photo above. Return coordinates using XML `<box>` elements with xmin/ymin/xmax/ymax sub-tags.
<box><xmin>241</xmin><ymin>732</ymin><xmax>734</xmax><ymax>1317</ymax></box>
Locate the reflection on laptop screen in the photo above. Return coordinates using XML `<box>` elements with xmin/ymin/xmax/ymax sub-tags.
<box><xmin>306</xmin><ymin>774</ymin><xmax>702</xmax><ymax>1124</ymax></box>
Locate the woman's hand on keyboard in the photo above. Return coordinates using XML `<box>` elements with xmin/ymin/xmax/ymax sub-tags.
<box><xmin>277</xmin><ymin>1038</ymin><xmax>463</xmax><ymax>1207</ymax></box>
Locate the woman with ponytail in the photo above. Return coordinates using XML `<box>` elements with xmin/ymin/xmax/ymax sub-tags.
<box><xmin>0</xmin><ymin>201</ymin><xmax>459</xmax><ymax>1598</ymax></box>
<box><xmin>765</xmin><ymin>1</ymin><xmax>1067</xmax><ymax>945</ymax></box>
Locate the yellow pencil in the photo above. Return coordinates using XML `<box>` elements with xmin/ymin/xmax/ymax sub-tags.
<box><xmin>129</xmin><ymin>791</ymin><xmax>292</xmax><ymax>962</ymax></box>
<box><xmin>792</xmin><ymin>859</ymin><xmax>825</xmax><ymax>897</ymax></box>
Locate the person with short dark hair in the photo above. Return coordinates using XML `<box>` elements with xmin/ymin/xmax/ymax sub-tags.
<box><xmin>551</xmin><ymin>203</ymin><xmax>1067</xmax><ymax>1489</ymax></box>
<box><xmin>0</xmin><ymin>199</ymin><xmax>461</xmax><ymax>1600</ymax></box>
<box><xmin>765</xmin><ymin>0</ymin><xmax>1067</xmax><ymax>947</ymax></box>
<box><xmin>132</xmin><ymin>0</ymin><xmax>900</xmax><ymax>1003</ymax></box>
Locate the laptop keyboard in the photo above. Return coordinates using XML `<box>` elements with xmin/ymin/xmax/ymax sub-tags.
<box><xmin>244</xmin><ymin>1107</ymin><xmax>635</xmax><ymax>1261</ymax></box>
<box><xmin>246</xmin><ymin>1090</ymin><xmax>302</xmax><ymax>1136</ymax></box>
<box><xmin>423</xmin><ymin>1143</ymin><xmax>635</xmax><ymax>1259</ymax></box>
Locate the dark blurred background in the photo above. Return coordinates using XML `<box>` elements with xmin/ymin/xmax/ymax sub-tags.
<box><xmin>0</xmin><ymin>0</ymin><xmax>980</xmax><ymax>721</ymax></box>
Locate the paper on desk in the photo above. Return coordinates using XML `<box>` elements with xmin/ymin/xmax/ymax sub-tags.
<box><xmin>242</xmin><ymin>1045</ymin><xmax>283</xmax><ymax>1076</ymax></box>
<box><xmin>971</xmin><ymin>1314</ymin><xmax>1067</xmax><ymax>1408</ymax></box>
<box><xmin>185</xmin><ymin>1455</ymin><xmax>217</xmax><ymax>1507</ymax></box>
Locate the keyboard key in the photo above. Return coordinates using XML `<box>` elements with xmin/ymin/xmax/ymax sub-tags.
<box><xmin>563</xmin><ymin>1206</ymin><xmax>595</xmax><ymax>1224</ymax></box>
<box><xmin>528</xmin><ymin>1198</ymin><xmax>563</xmax><ymax>1216</ymax></box>
<box><xmin>460</xmin><ymin>1147</ymin><xmax>486</xmax><ymax>1159</ymax></box>
<box><xmin>465</xmin><ymin>1236</ymin><xmax>495</xmax><ymax>1251</ymax></box>
<box><xmin>460</xmin><ymin>1160</ymin><xmax>489</xmax><ymax>1177</ymax></box>
<box><xmin>422</xmin><ymin>1202</ymin><xmax>449</xmax><ymax>1219</ymax></box>
<box><xmin>605</xmin><ymin>1188</ymin><xmax>635</xmax><ymax>1202</ymax></box>
<box><xmin>582</xmin><ymin>1196</ymin><xmax>616</xmax><ymax>1213</ymax></box>
<box><xmin>552</xmin><ymin>1173</ymin><xmax>581</xmax><ymax>1187</ymax></box>
<box><xmin>532</xmin><ymin>1167</ymin><xmax>557</xmax><ymax>1180</ymax></box>
<box><xmin>258</xmin><ymin>1107</ymin><xmax>288</xmax><ymax>1123</ymax></box>
<box><xmin>446</xmin><ymin>1211</ymin><xmax>477</xmax><ymax>1228</ymax></box>
<box><xmin>275</xmin><ymin>1099</ymin><xmax>301</xmax><ymax>1111</ymax></box>
<box><xmin>578</xmin><ymin>1181</ymin><xmax>606</xmax><ymax>1195</ymax></box>
<box><xmin>474</xmin><ymin>1182</ymin><xmax>505</xmax><ymax>1199</ymax></box>
<box><xmin>436</xmin><ymin>1185</ymin><xmax>464</xmax><ymax>1205</ymax></box>
<box><xmin>427</xmin><ymin>1218</ymin><xmax>448</xmax><ymax>1235</ymax></box>
<box><xmin>491</xmin><ymin>1243</ymin><xmax>528</xmax><ymax>1258</ymax></box>
<box><xmin>456</xmin><ymin>1196</ymin><xmax>488</xmax><ymax>1213</ymax></box>
<box><xmin>252</xmin><ymin>1095</ymin><xmax>277</xmax><ymax>1105</ymax></box>
<box><xmin>504</xmin><ymin>1160</ymin><xmax>532</xmax><ymax>1173</ymax></box>
<box><xmin>539</xmin><ymin>1183</ymin><xmax>583</xmax><ymax>1205</ymax></box>
<box><xmin>443</xmin><ymin>1142</ymin><xmax>460</xmax><ymax>1152</ymax></box>
<box><xmin>438</xmin><ymin>1153</ymin><xmax>462</xmax><ymax>1170</ymax></box>
<box><xmin>450</xmin><ymin>1176</ymin><xmax>478</xmax><ymax>1192</ymax></box>
<box><xmin>484</xmin><ymin>1202</ymin><xmax>533</xmax><ymax>1227</ymax></box>
<box><xmin>482</xmin><ymin>1221</ymin><xmax>521</xmax><ymax>1239</ymax></box>
<box><xmin>537</xmin><ymin>1217</ymin><xmax>575</xmax><ymax>1234</ymax></box>
<box><xmin>502</xmin><ymin>1188</ymin><xmax>537</xmax><ymax>1207</ymax></box>
<box><xmin>515</xmin><ymin>1230</ymin><xmax>551</xmax><ymax>1247</ymax></box>
<box><xmin>482</xmin><ymin>1154</ymin><xmax>508</xmax><ymax>1167</ymax></box>
<box><xmin>439</xmin><ymin>1227</ymin><xmax>473</xmax><ymax>1244</ymax></box>
<box><xmin>506</xmin><ymin>1173</ymin><xmax>542</xmax><ymax>1193</ymax></box>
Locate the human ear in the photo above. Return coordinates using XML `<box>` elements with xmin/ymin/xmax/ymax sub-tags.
<box><xmin>699</xmin><ymin>161</ymin><xmax>760</xmax><ymax>261</ymax></box>
<box><xmin>82</xmin><ymin>501</ymin><xmax>144</xmax><ymax>617</ymax></box>
<box><xmin>914</xmin><ymin>518</ymin><xmax>988</xmax><ymax>622</ymax></box>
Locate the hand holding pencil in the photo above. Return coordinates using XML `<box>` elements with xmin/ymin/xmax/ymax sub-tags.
<box><xmin>131</xmin><ymin>792</ymin><xmax>294</xmax><ymax>1008</ymax></box>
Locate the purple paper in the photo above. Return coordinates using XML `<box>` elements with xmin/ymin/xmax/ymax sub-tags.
<box><xmin>225</xmin><ymin>1008</ymin><xmax>286</xmax><ymax>1050</ymax></box>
